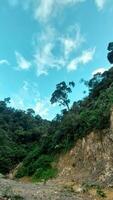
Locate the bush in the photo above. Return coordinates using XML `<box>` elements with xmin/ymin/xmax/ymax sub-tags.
<box><xmin>16</xmin><ymin>154</ymin><xmax>56</xmax><ymax>179</ymax></box>
<box><xmin>33</xmin><ymin>167</ymin><xmax>58</xmax><ymax>182</ymax></box>
<box><xmin>15</xmin><ymin>166</ymin><xmax>27</xmax><ymax>178</ymax></box>
<box><xmin>96</xmin><ymin>186</ymin><xmax>106</xmax><ymax>198</ymax></box>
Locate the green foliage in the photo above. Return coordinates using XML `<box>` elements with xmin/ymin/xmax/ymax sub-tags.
<box><xmin>16</xmin><ymin>153</ymin><xmax>57</xmax><ymax>181</ymax></box>
<box><xmin>107</xmin><ymin>42</ymin><xmax>113</xmax><ymax>64</ymax></box>
<box><xmin>33</xmin><ymin>167</ymin><xmax>58</xmax><ymax>182</ymax></box>
<box><xmin>96</xmin><ymin>186</ymin><xmax>106</xmax><ymax>198</ymax></box>
<box><xmin>1</xmin><ymin>65</ymin><xmax>113</xmax><ymax>182</ymax></box>
<box><xmin>49</xmin><ymin>68</ymin><xmax>113</xmax><ymax>153</ymax></box>
<box><xmin>50</xmin><ymin>81</ymin><xmax>75</xmax><ymax>110</ymax></box>
<box><xmin>15</xmin><ymin>166</ymin><xmax>27</xmax><ymax>178</ymax></box>
<box><xmin>0</xmin><ymin>98</ymin><xmax>50</xmax><ymax>174</ymax></box>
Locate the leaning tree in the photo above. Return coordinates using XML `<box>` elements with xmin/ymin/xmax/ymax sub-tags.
<box><xmin>50</xmin><ymin>81</ymin><xmax>75</xmax><ymax>111</ymax></box>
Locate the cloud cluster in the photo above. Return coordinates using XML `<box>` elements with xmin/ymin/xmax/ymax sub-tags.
<box><xmin>8</xmin><ymin>0</ymin><xmax>108</xmax><ymax>75</ymax></box>
<box><xmin>11</xmin><ymin>25</ymin><xmax>83</xmax><ymax>74</ymax></box>
<box><xmin>11</xmin><ymin>81</ymin><xmax>56</xmax><ymax>119</ymax></box>
<box><xmin>35</xmin><ymin>0</ymin><xmax>86</xmax><ymax>22</ymax></box>
<box><xmin>7</xmin><ymin>0</ymin><xmax>111</xmax><ymax>24</ymax></box>
<box><xmin>7</xmin><ymin>0</ymin><xmax>109</xmax><ymax>75</ymax></box>
<box><xmin>14</xmin><ymin>25</ymin><xmax>95</xmax><ymax>75</ymax></box>
<box><xmin>33</xmin><ymin>25</ymin><xmax>85</xmax><ymax>75</ymax></box>
<box><xmin>7</xmin><ymin>0</ymin><xmax>85</xmax><ymax>22</ymax></box>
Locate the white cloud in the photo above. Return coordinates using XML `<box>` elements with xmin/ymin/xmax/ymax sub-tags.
<box><xmin>15</xmin><ymin>51</ymin><xmax>31</xmax><ymax>70</ymax></box>
<box><xmin>34</xmin><ymin>42</ymin><xmax>65</xmax><ymax>76</ymax></box>
<box><xmin>34</xmin><ymin>96</ymin><xmax>60</xmax><ymax>119</ymax></box>
<box><xmin>11</xmin><ymin>96</ymin><xmax>25</xmax><ymax>110</ymax></box>
<box><xmin>94</xmin><ymin>0</ymin><xmax>106</xmax><ymax>10</ymax></box>
<box><xmin>92</xmin><ymin>67</ymin><xmax>106</xmax><ymax>76</ymax></box>
<box><xmin>34</xmin><ymin>0</ymin><xmax>54</xmax><ymax>22</ymax></box>
<box><xmin>11</xmin><ymin>81</ymin><xmax>40</xmax><ymax>110</ymax></box>
<box><xmin>67</xmin><ymin>48</ymin><xmax>96</xmax><ymax>71</ymax></box>
<box><xmin>10</xmin><ymin>81</ymin><xmax>56</xmax><ymax>119</ymax></box>
<box><xmin>7</xmin><ymin>2</ymin><xmax>97</xmax><ymax>76</ymax></box>
<box><xmin>60</xmin><ymin>0</ymin><xmax>84</xmax><ymax>3</ymax></box>
<box><xmin>7</xmin><ymin>0</ymin><xmax>86</xmax><ymax>22</ymax></box>
<box><xmin>7</xmin><ymin>0</ymin><xmax>112</xmax><ymax>24</ymax></box>
<box><xmin>63</xmin><ymin>39</ymin><xmax>75</xmax><ymax>56</ymax></box>
<box><xmin>33</xmin><ymin>26</ymin><xmax>65</xmax><ymax>76</ymax></box>
<box><xmin>33</xmin><ymin>25</ymin><xmax>85</xmax><ymax>76</ymax></box>
<box><xmin>61</xmin><ymin>25</ymin><xmax>85</xmax><ymax>58</ymax></box>
<box><xmin>34</xmin><ymin>43</ymin><xmax>54</xmax><ymax>76</ymax></box>
<box><xmin>11</xmin><ymin>94</ymin><xmax>56</xmax><ymax>119</ymax></box>
<box><xmin>0</xmin><ymin>59</ymin><xmax>9</xmax><ymax>65</ymax></box>
<box><xmin>35</xmin><ymin>0</ymin><xmax>86</xmax><ymax>22</ymax></box>
<box><xmin>94</xmin><ymin>0</ymin><xmax>112</xmax><ymax>10</ymax></box>
<box><xmin>34</xmin><ymin>100</ymin><xmax>49</xmax><ymax>118</ymax></box>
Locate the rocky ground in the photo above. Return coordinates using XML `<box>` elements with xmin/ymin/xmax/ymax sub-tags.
<box><xmin>1</xmin><ymin>178</ymin><xmax>113</xmax><ymax>200</ymax></box>
<box><xmin>0</xmin><ymin>178</ymin><xmax>98</xmax><ymax>200</ymax></box>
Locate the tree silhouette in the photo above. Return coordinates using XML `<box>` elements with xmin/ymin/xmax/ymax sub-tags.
<box><xmin>107</xmin><ymin>42</ymin><xmax>113</xmax><ymax>64</ymax></box>
<box><xmin>50</xmin><ymin>81</ymin><xmax>75</xmax><ymax>111</ymax></box>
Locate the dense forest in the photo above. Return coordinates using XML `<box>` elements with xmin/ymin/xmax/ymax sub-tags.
<box><xmin>0</xmin><ymin>44</ymin><xmax>113</xmax><ymax>181</ymax></box>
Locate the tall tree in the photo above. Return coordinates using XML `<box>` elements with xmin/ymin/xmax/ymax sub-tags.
<box><xmin>50</xmin><ymin>81</ymin><xmax>75</xmax><ymax>111</ymax></box>
<box><xmin>107</xmin><ymin>42</ymin><xmax>113</xmax><ymax>64</ymax></box>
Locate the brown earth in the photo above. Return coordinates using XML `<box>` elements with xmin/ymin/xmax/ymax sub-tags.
<box><xmin>56</xmin><ymin>109</ymin><xmax>113</xmax><ymax>187</ymax></box>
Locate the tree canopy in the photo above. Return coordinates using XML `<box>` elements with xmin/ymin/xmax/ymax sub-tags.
<box><xmin>50</xmin><ymin>81</ymin><xmax>75</xmax><ymax>111</ymax></box>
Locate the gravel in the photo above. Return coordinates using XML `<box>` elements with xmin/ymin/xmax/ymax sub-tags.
<box><xmin>0</xmin><ymin>178</ymin><xmax>93</xmax><ymax>200</ymax></box>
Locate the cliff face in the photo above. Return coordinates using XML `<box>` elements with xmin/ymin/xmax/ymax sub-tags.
<box><xmin>57</xmin><ymin>109</ymin><xmax>113</xmax><ymax>186</ymax></box>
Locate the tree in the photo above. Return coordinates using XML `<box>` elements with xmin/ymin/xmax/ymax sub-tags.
<box><xmin>50</xmin><ymin>81</ymin><xmax>75</xmax><ymax>111</ymax></box>
<box><xmin>107</xmin><ymin>42</ymin><xmax>113</xmax><ymax>64</ymax></box>
<box><xmin>27</xmin><ymin>108</ymin><xmax>35</xmax><ymax>116</ymax></box>
<box><xmin>4</xmin><ymin>97</ymin><xmax>11</xmax><ymax>104</ymax></box>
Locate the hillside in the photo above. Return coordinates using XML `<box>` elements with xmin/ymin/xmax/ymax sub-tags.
<box><xmin>1</xmin><ymin>67</ymin><xmax>113</xmax><ymax>199</ymax></box>
<box><xmin>1</xmin><ymin>113</ymin><xmax>113</xmax><ymax>199</ymax></box>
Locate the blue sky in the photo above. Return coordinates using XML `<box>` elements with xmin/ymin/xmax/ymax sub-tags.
<box><xmin>0</xmin><ymin>0</ymin><xmax>113</xmax><ymax>120</ymax></box>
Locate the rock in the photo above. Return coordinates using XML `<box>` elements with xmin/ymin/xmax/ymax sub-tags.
<box><xmin>0</xmin><ymin>174</ymin><xmax>5</xmax><ymax>179</ymax></box>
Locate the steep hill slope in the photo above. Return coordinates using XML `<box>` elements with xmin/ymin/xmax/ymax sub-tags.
<box><xmin>55</xmin><ymin>109</ymin><xmax>113</xmax><ymax>186</ymax></box>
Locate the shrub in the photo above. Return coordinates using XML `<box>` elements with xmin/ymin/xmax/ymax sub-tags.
<box><xmin>96</xmin><ymin>186</ymin><xmax>106</xmax><ymax>198</ymax></box>
<box><xmin>33</xmin><ymin>167</ymin><xmax>58</xmax><ymax>182</ymax></box>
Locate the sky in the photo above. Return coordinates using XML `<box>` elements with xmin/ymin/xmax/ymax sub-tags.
<box><xmin>0</xmin><ymin>0</ymin><xmax>113</xmax><ymax>120</ymax></box>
